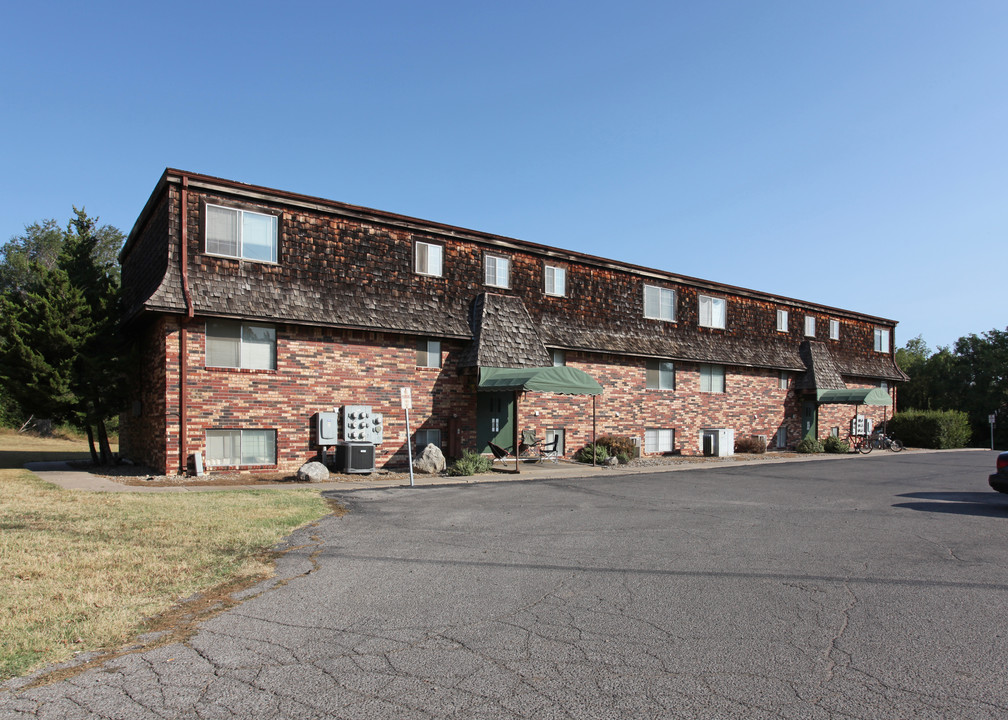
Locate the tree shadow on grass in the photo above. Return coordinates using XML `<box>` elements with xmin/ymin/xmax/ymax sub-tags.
<box><xmin>894</xmin><ymin>491</ymin><xmax>1008</xmax><ymax>518</ymax></box>
<box><xmin>0</xmin><ymin>450</ymin><xmax>93</xmax><ymax>470</ymax></box>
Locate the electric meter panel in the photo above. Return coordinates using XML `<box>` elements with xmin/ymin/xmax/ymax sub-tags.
<box><xmin>341</xmin><ymin>405</ymin><xmax>384</xmax><ymax>444</ymax></box>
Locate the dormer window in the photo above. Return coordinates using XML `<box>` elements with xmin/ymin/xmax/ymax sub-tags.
<box><xmin>415</xmin><ymin>241</ymin><xmax>443</xmax><ymax>277</ymax></box>
<box><xmin>698</xmin><ymin>295</ymin><xmax>726</xmax><ymax>329</ymax></box>
<box><xmin>205</xmin><ymin>204</ymin><xmax>277</xmax><ymax>263</ymax></box>
<box><xmin>485</xmin><ymin>254</ymin><xmax>510</xmax><ymax>288</ymax></box>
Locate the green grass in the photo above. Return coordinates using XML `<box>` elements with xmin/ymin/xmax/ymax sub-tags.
<box><xmin>0</xmin><ymin>430</ymin><xmax>331</xmax><ymax>681</ymax></box>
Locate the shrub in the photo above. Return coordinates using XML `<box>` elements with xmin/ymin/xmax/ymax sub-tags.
<box><xmin>616</xmin><ymin>451</ymin><xmax>630</xmax><ymax>465</ymax></box>
<box><xmin>887</xmin><ymin>409</ymin><xmax>971</xmax><ymax>449</ymax></box>
<box><xmin>575</xmin><ymin>443</ymin><xmax>610</xmax><ymax>464</ymax></box>
<box><xmin>822</xmin><ymin>435</ymin><xmax>850</xmax><ymax>454</ymax></box>
<box><xmin>447</xmin><ymin>449</ymin><xmax>493</xmax><ymax>476</ymax></box>
<box><xmin>595</xmin><ymin>434</ymin><xmax>637</xmax><ymax>458</ymax></box>
<box><xmin>796</xmin><ymin>436</ymin><xmax>824</xmax><ymax>454</ymax></box>
<box><xmin>734</xmin><ymin>435</ymin><xmax>767</xmax><ymax>454</ymax></box>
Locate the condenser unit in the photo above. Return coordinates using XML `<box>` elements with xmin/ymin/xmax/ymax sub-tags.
<box><xmin>335</xmin><ymin>442</ymin><xmax>375</xmax><ymax>474</ymax></box>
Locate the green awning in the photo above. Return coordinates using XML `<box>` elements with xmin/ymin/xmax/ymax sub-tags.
<box><xmin>816</xmin><ymin>388</ymin><xmax>892</xmax><ymax>405</ymax></box>
<box><xmin>478</xmin><ymin>366</ymin><xmax>603</xmax><ymax>395</ymax></box>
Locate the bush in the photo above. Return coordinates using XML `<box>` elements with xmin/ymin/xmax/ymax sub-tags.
<box><xmin>595</xmin><ymin>434</ymin><xmax>637</xmax><ymax>458</ymax></box>
<box><xmin>616</xmin><ymin>451</ymin><xmax>630</xmax><ymax>464</ymax></box>
<box><xmin>447</xmin><ymin>449</ymin><xmax>493</xmax><ymax>476</ymax></box>
<box><xmin>887</xmin><ymin>409</ymin><xmax>971</xmax><ymax>449</ymax></box>
<box><xmin>796</xmin><ymin>436</ymin><xmax>824</xmax><ymax>454</ymax></box>
<box><xmin>575</xmin><ymin>443</ymin><xmax>610</xmax><ymax>464</ymax></box>
<box><xmin>822</xmin><ymin>435</ymin><xmax>850</xmax><ymax>454</ymax></box>
<box><xmin>734</xmin><ymin>436</ymin><xmax>767</xmax><ymax>454</ymax></box>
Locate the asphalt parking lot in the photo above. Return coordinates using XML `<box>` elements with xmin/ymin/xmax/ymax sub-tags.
<box><xmin>3</xmin><ymin>450</ymin><xmax>1008</xmax><ymax>719</ymax></box>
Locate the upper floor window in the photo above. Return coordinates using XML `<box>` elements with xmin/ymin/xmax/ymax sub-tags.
<box><xmin>646</xmin><ymin>359</ymin><xmax>675</xmax><ymax>390</ymax></box>
<box><xmin>551</xmin><ymin>349</ymin><xmax>566</xmax><ymax>367</ymax></box>
<box><xmin>485</xmin><ymin>254</ymin><xmax>510</xmax><ymax>288</ymax></box>
<box><xmin>206</xmin><ymin>320</ymin><xmax>276</xmax><ymax>370</ymax></box>
<box><xmin>804</xmin><ymin>315</ymin><xmax>816</xmax><ymax>337</ymax></box>
<box><xmin>644</xmin><ymin>285</ymin><xmax>676</xmax><ymax>322</ymax></box>
<box><xmin>416</xmin><ymin>339</ymin><xmax>442</xmax><ymax>368</ymax></box>
<box><xmin>415</xmin><ymin>241</ymin><xmax>443</xmax><ymax>277</ymax></box>
<box><xmin>698</xmin><ymin>295</ymin><xmax>726</xmax><ymax>329</ymax></box>
<box><xmin>700</xmin><ymin>364</ymin><xmax>725</xmax><ymax>393</ymax></box>
<box><xmin>545</xmin><ymin>264</ymin><xmax>566</xmax><ymax>296</ymax></box>
<box><xmin>205</xmin><ymin>204</ymin><xmax>277</xmax><ymax>263</ymax></box>
<box><xmin>880</xmin><ymin>380</ymin><xmax>889</xmax><ymax>391</ymax></box>
<box><xmin>779</xmin><ymin>371</ymin><xmax>789</xmax><ymax>390</ymax></box>
<box><xmin>776</xmin><ymin>309</ymin><xmax>788</xmax><ymax>333</ymax></box>
<box><xmin>874</xmin><ymin>328</ymin><xmax>890</xmax><ymax>353</ymax></box>
<box><xmin>829</xmin><ymin>319</ymin><xmax>840</xmax><ymax>340</ymax></box>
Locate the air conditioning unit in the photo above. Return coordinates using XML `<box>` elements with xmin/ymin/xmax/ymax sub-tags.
<box><xmin>335</xmin><ymin>442</ymin><xmax>375</xmax><ymax>474</ymax></box>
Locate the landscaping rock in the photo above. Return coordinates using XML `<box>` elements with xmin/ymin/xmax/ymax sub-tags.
<box><xmin>297</xmin><ymin>461</ymin><xmax>330</xmax><ymax>483</ymax></box>
<box><xmin>413</xmin><ymin>444</ymin><xmax>446</xmax><ymax>474</ymax></box>
<box><xmin>605</xmin><ymin>456</ymin><xmax>619</xmax><ymax>466</ymax></box>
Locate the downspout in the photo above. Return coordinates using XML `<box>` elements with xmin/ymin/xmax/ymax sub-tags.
<box><xmin>179</xmin><ymin>175</ymin><xmax>194</xmax><ymax>474</ymax></box>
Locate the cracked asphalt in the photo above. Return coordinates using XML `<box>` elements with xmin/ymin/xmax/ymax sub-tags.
<box><xmin>3</xmin><ymin>450</ymin><xmax>1008</xmax><ymax>719</ymax></box>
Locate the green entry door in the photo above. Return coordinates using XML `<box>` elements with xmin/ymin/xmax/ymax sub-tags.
<box><xmin>476</xmin><ymin>391</ymin><xmax>514</xmax><ymax>453</ymax></box>
<box><xmin>802</xmin><ymin>401</ymin><xmax>818</xmax><ymax>440</ymax></box>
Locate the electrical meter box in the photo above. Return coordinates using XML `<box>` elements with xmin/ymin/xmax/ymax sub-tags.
<box><xmin>341</xmin><ymin>405</ymin><xmax>384</xmax><ymax>444</ymax></box>
<box><xmin>315</xmin><ymin>411</ymin><xmax>340</xmax><ymax>446</ymax></box>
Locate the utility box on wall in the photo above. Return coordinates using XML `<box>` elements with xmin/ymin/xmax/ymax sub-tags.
<box><xmin>700</xmin><ymin>428</ymin><xmax>735</xmax><ymax>457</ymax></box>
<box><xmin>314</xmin><ymin>411</ymin><xmax>340</xmax><ymax>447</ymax></box>
<box><xmin>341</xmin><ymin>405</ymin><xmax>384</xmax><ymax>444</ymax></box>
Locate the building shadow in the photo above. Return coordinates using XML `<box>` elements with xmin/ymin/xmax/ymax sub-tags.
<box><xmin>893</xmin><ymin>491</ymin><xmax>1008</xmax><ymax>518</ymax></box>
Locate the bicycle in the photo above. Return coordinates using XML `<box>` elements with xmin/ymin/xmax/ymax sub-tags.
<box><xmin>847</xmin><ymin>433</ymin><xmax>872</xmax><ymax>454</ymax></box>
<box><xmin>869</xmin><ymin>431</ymin><xmax>903</xmax><ymax>452</ymax></box>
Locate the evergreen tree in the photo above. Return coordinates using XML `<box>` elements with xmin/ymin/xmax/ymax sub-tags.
<box><xmin>0</xmin><ymin>208</ymin><xmax>125</xmax><ymax>462</ymax></box>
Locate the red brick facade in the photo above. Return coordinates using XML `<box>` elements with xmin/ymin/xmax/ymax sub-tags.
<box><xmin>119</xmin><ymin>170</ymin><xmax>904</xmax><ymax>474</ymax></box>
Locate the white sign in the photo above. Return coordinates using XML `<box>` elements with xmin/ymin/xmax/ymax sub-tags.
<box><xmin>990</xmin><ymin>414</ymin><xmax>997</xmax><ymax>424</ymax></box>
<box><xmin>400</xmin><ymin>387</ymin><xmax>413</xmax><ymax>410</ymax></box>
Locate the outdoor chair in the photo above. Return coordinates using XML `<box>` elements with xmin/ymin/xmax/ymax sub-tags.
<box><xmin>488</xmin><ymin>441</ymin><xmax>513</xmax><ymax>464</ymax></box>
<box><xmin>539</xmin><ymin>436</ymin><xmax>560</xmax><ymax>463</ymax></box>
<box><xmin>519</xmin><ymin>429</ymin><xmax>541</xmax><ymax>456</ymax></box>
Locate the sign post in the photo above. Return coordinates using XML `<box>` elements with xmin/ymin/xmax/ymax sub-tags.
<box><xmin>401</xmin><ymin>388</ymin><xmax>414</xmax><ymax>487</ymax></box>
<box><xmin>990</xmin><ymin>413</ymin><xmax>996</xmax><ymax>451</ymax></box>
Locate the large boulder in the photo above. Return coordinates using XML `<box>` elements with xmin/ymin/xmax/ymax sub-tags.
<box><xmin>297</xmin><ymin>461</ymin><xmax>330</xmax><ymax>483</ymax></box>
<box><xmin>413</xmin><ymin>444</ymin><xmax>446</xmax><ymax>474</ymax></box>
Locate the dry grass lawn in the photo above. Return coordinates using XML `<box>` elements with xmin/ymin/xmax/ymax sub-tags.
<box><xmin>0</xmin><ymin>429</ymin><xmax>332</xmax><ymax>682</ymax></box>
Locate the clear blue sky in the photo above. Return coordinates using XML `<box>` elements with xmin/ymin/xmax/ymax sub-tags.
<box><xmin>2</xmin><ymin>1</ymin><xmax>1006</xmax><ymax>352</ymax></box>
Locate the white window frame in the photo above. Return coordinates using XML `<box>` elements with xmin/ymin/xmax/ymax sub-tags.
<box><xmin>551</xmin><ymin>349</ymin><xmax>566</xmax><ymax>367</ymax></box>
<box><xmin>205</xmin><ymin>429</ymin><xmax>276</xmax><ymax>467</ymax></box>
<box><xmin>880</xmin><ymin>380</ymin><xmax>889</xmax><ymax>391</ymax></box>
<box><xmin>829</xmin><ymin>319</ymin><xmax>840</xmax><ymax>340</ymax></box>
<box><xmin>804</xmin><ymin>315</ymin><xmax>816</xmax><ymax>337</ymax></box>
<box><xmin>485</xmin><ymin>254</ymin><xmax>510</xmax><ymax>288</ymax></box>
<box><xmin>545</xmin><ymin>428</ymin><xmax>565</xmax><ymax>456</ymax></box>
<box><xmin>415</xmin><ymin>428</ymin><xmax>442</xmax><ymax>453</ymax></box>
<box><xmin>646</xmin><ymin>359</ymin><xmax>675</xmax><ymax>390</ymax></box>
<box><xmin>645</xmin><ymin>428</ymin><xmax>675</xmax><ymax>454</ymax></box>
<box><xmin>205</xmin><ymin>203</ymin><xmax>278</xmax><ymax>263</ymax></box>
<box><xmin>544</xmin><ymin>264</ymin><xmax>566</xmax><ymax>297</ymax></box>
<box><xmin>414</xmin><ymin>241</ymin><xmax>443</xmax><ymax>277</ymax></box>
<box><xmin>776</xmin><ymin>309</ymin><xmax>788</xmax><ymax>333</ymax></box>
<box><xmin>643</xmin><ymin>285</ymin><xmax>676</xmax><ymax>322</ymax></box>
<box><xmin>698</xmin><ymin>294</ymin><xmax>726</xmax><ymax>329</ymax></box>
<box><xmin>416</xmin><ymin>339</ymin><xmax>442</xmax><ymax>368</ymax></box>
<box><xmin>874</xmin><ymin>328</ymin><xmax>890</xmax><ymax>353</ymax></box>
<box><xmin>776</xmin><ymin>426</ymin><xmax>788</xmax><ymax>449</ymax></box>
<box><xmin>700</xmin><ymin>364</ymin><xmax>725</xmax><ymax>394</ymax></box>
<box><xmin>779</xmin><ymin>371</ymin><xmax>789</xmax><ymax>390</ymax></box>
<box><xmin>205</xmin><ymin>320</ymin><xmax>276</xmax><ymax>370</ymax></box>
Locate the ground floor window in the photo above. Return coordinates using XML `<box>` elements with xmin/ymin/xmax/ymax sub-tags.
<box><xmin>415</xmin><ymin>428</ymin><xmax>441</xmax><ymax>452</ymax></box>
<box><xmin>776</xmin><ymin>427</ymin><xmax>787</xmax><ymax>449</ymax></box>
<box><xmin>645</xmin><ymin>428</ymin><xmax>674</xmax><ymax>454</ymax></box>
<box><xmin>546</xmin><ymin>428</ymin><xmax>565</xmax><ymax>455</ymax></box>
<box><xmin>206</xmin><ymin>429</ymin><xmax>276</xmax><ymax>467</ymax></box>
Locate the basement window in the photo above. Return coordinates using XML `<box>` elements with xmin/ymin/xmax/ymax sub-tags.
<box><xmin>645</xmin><ymin>428</ymin><xmax>674</xmax><ymax>454</ymax></box>
<box><xmin>206</xmin><ymin>429</ymin><xmax>276</xmax><ymax>467</ymax></box>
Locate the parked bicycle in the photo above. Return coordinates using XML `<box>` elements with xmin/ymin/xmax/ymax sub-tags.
<box><xmin>866</xmin><ymin>430</ymin><xmax>903</xmax><ymax>453</ymax></box>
